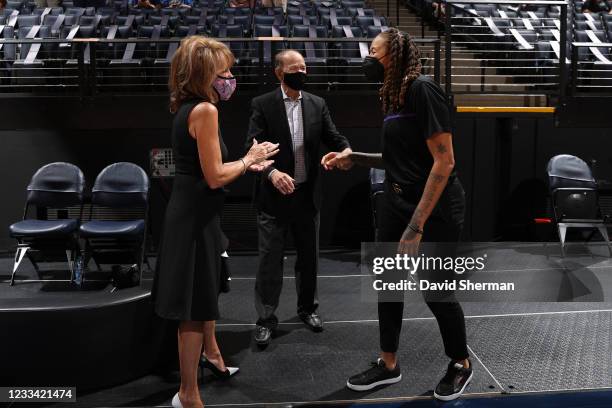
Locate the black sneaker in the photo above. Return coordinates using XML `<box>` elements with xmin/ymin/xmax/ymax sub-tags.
<box><xmin>433</xmin><ymin>360</ymin><xmax>473</xmax><ymax>401</ymax></box>
<box><xmin>346</xmin><ymin>359</ymin><xmax>402</xmax><ymax>391</ymax></box>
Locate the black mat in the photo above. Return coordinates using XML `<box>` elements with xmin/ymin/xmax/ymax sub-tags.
<box><xmin>2</xmin><ymin>244</ymin><xmax>612</xmax><ymax>407</ymax></box>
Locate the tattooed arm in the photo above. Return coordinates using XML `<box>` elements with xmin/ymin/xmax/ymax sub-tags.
<box><xmin>398</xmin><ymin>131</ymin><xmax>455</xmax><ymax>253</ymax></box>
<box><xmin>410</xmin><ymin>132</ymin><xmax>455</xmax><ymax>230</ymax></box>
<box><xmin>322</xmin><ymin>152</ymin><xmax>385</xmax><ymax>170</ymax></box>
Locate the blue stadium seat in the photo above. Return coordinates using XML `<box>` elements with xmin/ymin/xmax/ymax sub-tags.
<box><xmin>149</xmin><ymin>14</ymin><xmax>181</xmax><ymax>29</ymax></box>
<box><xmin>355</xmin><ymin>15</ymin><xmax>387</xmax><ymax>32</ymax></box>
<box><xmin>254</xmin><ymin>14</ymin><xmax>285</xmax><ymax>26</ymax></box>
<box><xmin>287</xmin><ymin>5</ymin><xmax>317</xmax><ymax>16</ymax></box>
<box><xmin>320</xmin><ymin>14</ymin><xmax>353</xmax><ymax>28</ymax></box>
<box><xmin>175</xmin><ymin>24</ymin><xmax>207</xmax><ymax>37</ymax></box>
<box><xmin>183</xmin><ymin>14</ymin><xmax>216</xmax><ymax>29</ymax></box>
<box><xmin>292</xmin><ymin>24</ymin><xmax>329</xmax><ymax>60</ymax></box>
<box><xmin>253</xmin><ymin>23</ymin><xmax>288</xmax><ymax>63</ymax></box>
<box><xmin>345</xmin><ymin>7</ymin><xmax>376</xmax><ymax>17</ymax></box>
<box><xmin>288</xmin><ymin>14</ymin><xmax>319</xmax><ymax>26</ymax></box>
<box><xmin>218</xmin><ymin>14</ymin><xmax>252</xmax><ymax>35</ymax></box>
<box><xmin>212</xmin><ymin>23</ymin><xmax>248</xmax><ymax>61</ymax></box>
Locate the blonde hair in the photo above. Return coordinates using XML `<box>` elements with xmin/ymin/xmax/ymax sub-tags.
<box><xmin>168</xmin><ymin>36</ymin><xmax>235</xmax><ymax>113</ymax></box>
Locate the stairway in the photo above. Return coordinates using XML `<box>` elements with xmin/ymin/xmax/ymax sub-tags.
<box><xmin>366</xmin><ymin>0</ymin><xmax>550</xmax><ymax>107</ymax></box>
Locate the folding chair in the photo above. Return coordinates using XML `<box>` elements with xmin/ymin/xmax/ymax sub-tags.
<box><xmin>79</xmin><ymin>162</ymin><xmax>150</xmax><ymax>285</ymax></box>
<box><xmin>8</xmin><ymin>162</ymin><xmax>85</xmax><ymax>285</ymax></box>
<box><xmin>547</xmin><ymin>154</ymin><xmax>612</xmax><ymax>257</ymax></box>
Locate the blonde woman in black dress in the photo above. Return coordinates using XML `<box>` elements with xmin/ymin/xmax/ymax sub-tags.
<box><xmin>153</xmin><ymin>36</ymin><xmax>278</xmax><ymax>408</ymax></box>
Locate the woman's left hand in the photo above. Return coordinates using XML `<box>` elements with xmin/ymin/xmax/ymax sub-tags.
<box><xmin>248</xmin><ymin>160</ymin><xmax>275</xmax><ymax>172</ymax></box>
<box><xmin>397</xmin><ymin>226</ymin><xmax>422</xmax><ymax>256</ymax></box>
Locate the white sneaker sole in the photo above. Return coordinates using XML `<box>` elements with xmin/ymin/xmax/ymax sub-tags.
<box><xmin>346</xmin><ymin>374</ymin><xmax>402</xmax><ymax>391</ymax></box>
<box><xmin>433</xmin><ymin>371</ymin><xmax>473</xmax><ymax>401</ymax></box>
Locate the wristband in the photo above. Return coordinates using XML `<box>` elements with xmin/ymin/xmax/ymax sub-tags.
<box><xmin>407</xmin><ymin>223</ymin><xmax>423</xmax><ymax>235</ymax></box>
<box><xmin>239</xmin><ymin>158</ymin><xmax>247</xmax><ymax>175</ymax></box>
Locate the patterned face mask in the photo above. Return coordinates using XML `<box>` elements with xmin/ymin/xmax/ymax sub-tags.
<box><xmin>212</xmin><ymin>75</ymin><xmax>237</xmax><ymax>101</ymax></box>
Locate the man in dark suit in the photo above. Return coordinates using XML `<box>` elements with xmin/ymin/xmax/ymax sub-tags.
<box><xmin>246</xmin><ymin>50</ymin><xmax>351</xmax><ymax>346</ymax></box>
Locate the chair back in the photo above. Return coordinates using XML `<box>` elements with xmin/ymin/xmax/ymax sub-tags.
<box><xmin>26</xmin><ymin>162</ymin><xmax>85</xmax><ymax>208</ymax></box>
<box><xmin>369</xmin><ymin>168</ymin><xmax>385</xmax><ymax>194</ymax></box>
<box><xmin>547</xmin><ymin>154</ymin><xmax>597</xmax><ymax>191</ymax></box>
<box><xmin>92</xmin><ymin>162</ymin><xmax>149</xmax><ymax>208</ymax></box>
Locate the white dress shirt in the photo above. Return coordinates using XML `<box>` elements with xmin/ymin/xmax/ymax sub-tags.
<box><xmin>269</xmin><ymin>86</ymin><xmax>307</xmax><ymax>184</ymax></box>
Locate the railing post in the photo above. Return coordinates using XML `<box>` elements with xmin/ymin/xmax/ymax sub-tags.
<box><xmin>386</xmin><ymin>0</ymin><xmax>390</xmax><ymax>23</ymax></box>
<box><xmin>420</xmin><ymin>0</ymin><xmax>425</xmax><ymax>38</ymax></box>
<box><xmin>434</xmin><ymin>39</ymin><xmax>440</xmax><ymax>84</ymax></box>
<box><xmin>570</xmin><ymin>44</ymin><xmax>578</xmax><ymax>97</ymax></box>
<box><xmin>480</xmin><ymin>59</ymin><xmax>485</xmax><ymax>92</ymax></box>
<box><xmin>258</xmin><ymin>39</ymin><xmax>265</xmax><ymax>90</ymax></box>
<box><xmin>396</xmin><ymin>0</ymin><xmax>399</xmax><ymax>27</ymax></box>
<box><xmin>559</xmin><ymin>2</ymin><xmax>568</xmax><ymax>103</ymax></box>
<box><xmin>90</xmin><ymin>41</ymin><xmax>97</xmax><ymax>96</ymax></box>
<box><xmin>76</xmin><ymin>41</ymin><xmax>87</xmax><ymax>98</ymax></box>
<box><xmin>445</xmin><ymin>0</ymin><xmax>452</xmax><ymax>105</ymax></box>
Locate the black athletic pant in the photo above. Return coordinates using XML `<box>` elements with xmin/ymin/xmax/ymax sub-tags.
<box><xmin>377</xmin><ymin>178</ymin><xmax>469</xmax><ymax>360</ymax></box>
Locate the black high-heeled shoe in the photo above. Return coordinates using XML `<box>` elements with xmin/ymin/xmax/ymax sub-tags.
<box><xmin>199</xmin><ymin>355</ymin><xmax>239</xmax><ymax>380</ymax></box>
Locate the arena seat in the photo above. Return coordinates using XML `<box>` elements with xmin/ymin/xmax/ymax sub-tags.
<box><xmin>8</xmin><ymin>162</ymin><xmax>85</xmax><ymax>286</ymax></box>
<box><xmin>211</xmin><ymin>23</ymin><xmax>249</xmax><ymax>62</ymax></box>
<box><xmin>547</xmin><ymin>154</ymin><xmax>612</xmax><ymax>257</ymax></box>
<box><xmin>218</xmin><ymin>14</ymin><xmax>251</xmax><ymax>35</ymax></box>
<box><xmin>253</xmin><ymin>23</ymin><xmax>288</xmax><ymax>62</ymax></box>
<box><xmin>254</xmin><ymin>14</ymin><xmax>285</xmax><ymax>26</ymax></box>
<box><xmin>345</xmin><ymin>7</ymin><xmax>376</xmax><ymax>17</ymax></box>
<box><xmin>291</xmin><ymin>24</ymin><xmax>329</xmax><ymax>85</ymax></box>
<box><xmin>182</xmin><ymin>14</ymin><xmax>216</xmax><ymax>30</ymax></box>
<box><xmin>320</xmin><ymin>14</ymin><xmax>353</xmax><ymax>29</ymax></box>
<box><xmin>79</xmin><ymin>162</ymin><xmax>150</xmax><ymax>285</ymax></box>
<box><xmin>288</xmin><ymin>14</ymin><xmax>319</xmax><ymax>27</ymax></box>
<box><xmin>355</xmin><ymin>15</ymin><xmax>387</xmax><ymax>32</ymax></box>
<box><xmin>287</xmin><ymin>5</ymin><xmax>317</xmax><ymax>16</ymax></box>
<box><xmin>149</xmin><ymin>14</ymin><xmax>180</xmax><ymax>30</ymax></box>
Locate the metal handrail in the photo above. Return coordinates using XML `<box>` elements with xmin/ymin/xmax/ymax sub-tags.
<box><xmin>570</xmin><ymin>42</ymin><xmax>612</xmax><ymax>96</ymax></box>
<box><xmin>0</xmin><ymin>37</ymin><xmax>441</xmax><ymax>97</ymax></box>
<box><xmin>444</xmin><ymin>0</ymin><xmax>569</xmax><ymax>103</ymax></box>
<box><xmin>0</xmin><ymin>37</ymin><xmax>441</xmax><ymax>44</ymax></box>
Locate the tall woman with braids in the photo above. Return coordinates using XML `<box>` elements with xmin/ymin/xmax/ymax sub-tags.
<box><xmin>323</xmin><ymin>29</ymin><xmax>472</xmax><ymax>401</ymax></box>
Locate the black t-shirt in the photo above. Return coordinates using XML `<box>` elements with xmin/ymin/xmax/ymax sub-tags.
<box><xmin>381</xmin><ymin>75</ymin><xmax>453</xmax><ymax>186</ymax></box>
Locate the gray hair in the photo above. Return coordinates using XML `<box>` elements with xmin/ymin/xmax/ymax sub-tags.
<box><xmin>274</xmin><ymin>50</ymin><xmax>303</xmax><ymax>69</ymax></box>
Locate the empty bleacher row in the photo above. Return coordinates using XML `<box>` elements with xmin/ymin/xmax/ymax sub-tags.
<box><xmin>444</xmin><ymin>1</ymin><xmax>612</xmax><ymax>95</ymax></box>
<box><xmin>0</xmin><ymin>0</ymin><xmax>400</xmax><ymax>89</ymax></box>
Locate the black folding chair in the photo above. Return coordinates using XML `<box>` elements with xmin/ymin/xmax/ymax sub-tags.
<box><xmin>79</xmin><ymin>162</ymin><xmax>150</xmax><ymax>285</ymax></box>
<box><xmin>8</xmin><ymin>162</ymin><xmax>85</xmax><ymax>285</ymax></box>
<box><xmin>547</xmin><ymin>154</ymin><xmax>612</xmax><ymax>257</ymax></box>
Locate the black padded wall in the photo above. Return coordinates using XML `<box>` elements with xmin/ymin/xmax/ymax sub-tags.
<box><xmin>0</xmin><ymin>94</ymin><xmax>610</xmax><ymax>252</ymax></box>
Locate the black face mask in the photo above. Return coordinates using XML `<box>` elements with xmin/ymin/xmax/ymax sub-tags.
<box><xmin>283</xmin><ymin>71</ymin><xmax>307</xmax><ymax>91</ymax></box>
<box><xmin>362</xmin><ymin>55</ymin><xmax>386</xmax><ymax>83</ymax></box>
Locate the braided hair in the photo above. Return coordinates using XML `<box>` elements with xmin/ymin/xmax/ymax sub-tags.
<box><xmin>378</xmin><ymin>28</ymin><xmax>422</xmax><ymax>115</ymax></box>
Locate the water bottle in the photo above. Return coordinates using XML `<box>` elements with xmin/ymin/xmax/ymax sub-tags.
<box><xmin>74</xmin><ymin>255</ymin><xmax>83</xmax><ymax>285</ymax></box>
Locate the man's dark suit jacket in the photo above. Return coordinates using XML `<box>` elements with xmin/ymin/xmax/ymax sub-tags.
<box><xmin>246</xmin><ymin>88</ymin><xmax>351</xmax><ymax>217</ymax></box>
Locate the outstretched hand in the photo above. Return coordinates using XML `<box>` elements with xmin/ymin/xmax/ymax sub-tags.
<box><xmin>321</xmin><ymin>148</ymin><xmax>353</xmax><ymax>171</ymax></box>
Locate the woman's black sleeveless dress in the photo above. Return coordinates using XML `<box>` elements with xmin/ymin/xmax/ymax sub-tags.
<box><xmin>153</xmin><ymin>99</ymin><xmax>228</xmax><ymax>321</ymax></box>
